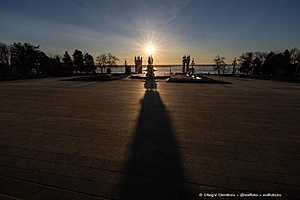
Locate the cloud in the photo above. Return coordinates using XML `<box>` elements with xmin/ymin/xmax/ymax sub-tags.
<box><xmin>165</xmin><ymin>0</ymin><xmax>192</xmax><ymax>24</ymax></box>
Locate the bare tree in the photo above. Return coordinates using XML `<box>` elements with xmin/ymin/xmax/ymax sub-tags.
<box><xmin>214</xmin><ymin>55</ymin><xmax>226</xmax><ymax>76</ymax></box>
<box><xmin>107</xmin><ymin>53</ymin><xmax>119</xmax><ymax>66</ymax></box>
<box><xmin>96</xmin><ymin>54</ymin><xmax>108</xmax><ymax>73</ymax></box>
<box><xmin>96</xmin><ymin>53</ymin><xmax>119</xmax><ymax>73</ymax></box>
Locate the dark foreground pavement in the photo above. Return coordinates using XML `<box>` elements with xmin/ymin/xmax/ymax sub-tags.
<box><xmin>0</xmin><ymin>77</ymin><xmax>300</xmax><ymax>199</ymax></box>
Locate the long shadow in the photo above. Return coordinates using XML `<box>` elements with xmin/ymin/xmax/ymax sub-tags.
<box><xmin>120</xmin><ymin>90</ymin><xmax>190</xmax><ymax>199</ymax></box>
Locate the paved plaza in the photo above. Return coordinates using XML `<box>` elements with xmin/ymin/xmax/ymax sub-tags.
<box><xmin>0</xmin><ymin>77</ymin><xmax>299</xmax><ymax>199</ymax></box>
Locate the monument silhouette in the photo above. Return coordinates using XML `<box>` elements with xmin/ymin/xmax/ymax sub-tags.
<box><xmin>182</xmin><ymin>55</ymin><xmax>191</xmax><ymax>74</ymax></box>
<box><xmin>144</xmin><ymin>56</ymin><xmax>157</xmax><ymax>89</ymax></box>
<box><xmin>134</xmin><ymin>56</ymin><xmax>143</xmax><ymax>74</ymax></box>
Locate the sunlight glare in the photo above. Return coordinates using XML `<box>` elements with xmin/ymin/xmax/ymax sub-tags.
<box><xmin>145</xmin><ymin>44</ymin><xmax>155</xmax><ymax>55</ymax></box>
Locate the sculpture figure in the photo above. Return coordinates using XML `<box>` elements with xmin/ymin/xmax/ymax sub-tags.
<box><xmin>182</xmin><ymin>55</ymin><xmax>186</xmax><ymax>73</ymax></box>
<box><xmin>190</xmin><ymin>58</ymin><xmax>195</xmax><ymax>76</ymax></box>
<box><xmin>135</xmin><ymin>56</ymin><xmax>143</xmax><ymax>73</ymax></box>
<box><xmin>186</xmin><ymin>55</ymin><xmax>191</xmax><ymax>74</ymax></box>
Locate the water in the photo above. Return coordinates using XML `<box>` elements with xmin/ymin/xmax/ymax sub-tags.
<box><xmin>103</xmin><ymin>65</ymin><xmax>238</xmax><ymax>75</ymax></box>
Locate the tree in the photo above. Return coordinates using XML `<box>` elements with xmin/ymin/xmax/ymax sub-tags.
<box><xmin>62</xmin><ymin>51</ymin><xmax>74</xmax><ymax>74</ymax></box>
<box><xmin>96</xmin><ymin>54</ymin><xmax>107</xmax><ymax>73</ymax></box>
<box><xmin>252</xmin><ymin>57</ymin><xmax>262</xmax><ymax>75</ymax></box>
<box><xmin>53</xmin><ymin>56</ymin><xmax>62</xmax><ymax>75</ymax></box>
<box><xmin>254</xmin><ymin>49</ymin><xmax>299</xmax><ymax>78</ymax></box>
<box><xmin>282</xmin><ymin>49</ymin><xmax>297</xmax><ymax>78</ymax></box>
<box><xmin>84</xmin><ymin>53</ymin><xmax>96</xmax><ymax>73</ymax></box>
<box><xmin>10</xmin><ymin>42</ymin><xmax>41</xmax><ymax>76</ymax></box>
<box><xmin>232</xmin><ymin>57</ymin><xmax>238</xmax><ymax>75</ymax></box>
<box><xmin>35</xmin><ymin>51</ymin><xmax>50</xmax><ymax>75</ymax></box>
<box><xmin>45</xmin><ymin>56</ymin><xmax>62</xmax><ymax>76</ymax></box>
<box><xmin>106</xmin><ymin>53</ymin><xmax>119</xmax><ymax>73</ymax></box>
<box><xmin>252</xmin><ymin>52</ymin><xmax>267</xmax><ymax>75</ymax></box>
<box><xmin>96</xmin><ymin>53</ymin><xmax>119</xmax><ymax>73</ymax></box>
<box><xmin>72</xmin><ymin>49</ymin><xmax>84</xmax><ymax>73</ymax></box>
<box><xmin>262</xmin><ymin>52</ymin><xmax>275</xmax><ymax>76</ymax></box>
<box><xmin>214</xmin><ymin>55</ymin><xmax>226</xmax><ymax>75</ymax></box>
<box><xmin>0</xmin><ymin>43</ymin><xmax>10</xmax><ymax>75</ymax></box>
<box><xmin>107</xmin><ymin>53</ymin><xmax>119</xmax><ymax>67</ymax></box>
<box><xmin>263</xmin><ymin>52</ymin><xmax>287</xmax><ymax>77</ymax></box>
<box><xmin>239</xmin><ymin>52</ymin><xmax>253</xmax><ymax>75</ymax></box>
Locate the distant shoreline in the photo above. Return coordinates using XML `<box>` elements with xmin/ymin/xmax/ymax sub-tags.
<box><xmin>108</xmin><ymin>64</ymin><xmax>233</xmax><ymax>67</ymax></box>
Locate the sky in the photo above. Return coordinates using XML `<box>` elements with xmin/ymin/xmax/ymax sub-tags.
<box><xmin>0</xmin><ymin>0</ymin><xmax>300</xmax><ymax>64</ymax></box>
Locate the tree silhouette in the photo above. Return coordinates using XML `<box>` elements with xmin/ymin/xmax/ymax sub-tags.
<box><xmin>72</xmin><ymin>49</ymin><xmax>84</xmax><ymax>73</ymax></box>
<box><xmin>10</xmin><ymin>42</ymin><xmax>41</xmax><ymax>76</ymax></box>
<box><xmin>283</xmin><ymin>49</ymin><xmax>299</xmax><ymax>78</ymax></box>
<box><xmin>46</xmin><ymin>55</ymin><xmax>62</xmax><ymax>76</ymax></box>
<box><xmin>1</xmin><ymin>42</ymin><xmax>69</xmax><ymax>78</ymax></box>
<box><xmin>252</xmin><ymin>57</ymin><xmax>262</xmax><ymax>75</ymax></box>
<box><xmin>96</xmin><ymin>54</ymin><xmax>107</xmax><ymax>73</ymax></box>
<box><xmin>62</xmin><ymin>51</ymin><xmax>74</xmax><ymax>75</ymax></box>
<box><xmin>106</xmin><ymin>53</ymin><xmax>119</xmax><ymax>73</ymax></box>
<box><xmin>261</xmin><ymin>52</ymin><xmax>275</xmax><ymax>76</ymax></box>
<box><xmin>232</xmin><ymin>57</ymin><xmax>238</xmax><ymax>75</ymax></box>
<box><xmin>238</xmin><ymin>49</ymin><xmax>300</xmax><ymax>79</ymax></box>
<box><xmin>214</xmin><ymin>55</ymin><xmax>226</xmax><ymax>75</ymax></box>
<box><xmin>107</xmin><ymin>53</ymin><xmax>119</xmax><ymax>66</ymax></box>
<box><xmin>83</xmin><ymin>53</ymin><xmax>95</xmax><ymax>73</ymax></box>
<box><xmin>35</xmin><ymin>51</ymin><xmax>49</xmax><ymax>76</ymax></box>
<box><xmin>262</xmin><ymin>51</ymin><xmax>287</xmax><ymax>77</ymax></box>
<box><xmin>239</xmin><ymin>52</ymin><xmax>253</xmax><ymax>75</ymax></box>
<box><xmin>96</xmin><ymin>53</ymin><xmax>119</xmax><ymax>73</ymax></box>
<box><xmin>0</xmin><ymin>43</ymin><xmax>10</xmax><ymax>75</ymax></box>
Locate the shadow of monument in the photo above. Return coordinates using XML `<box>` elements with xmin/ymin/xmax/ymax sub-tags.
<box><xmin>120</xmin><ymin>90</ymin><xmax>190</xmax><ymax>199</ymax></box>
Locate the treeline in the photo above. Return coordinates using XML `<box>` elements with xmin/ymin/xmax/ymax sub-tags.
<box><xmin>0</xmin><ymin>42</ymin><xmax>119</xmax><ymax>79</ymax></box>
<box><xmin>238</xmin><ymin>49</ymin><xmax>300</xmax><ymax>79</ymax></box>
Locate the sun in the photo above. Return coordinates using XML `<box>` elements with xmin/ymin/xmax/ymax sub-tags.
<box><xmin>133</xmin><ymin>31</ymin><xmax>163</xmax><ymax>58</ymax></box>
<box><xmin>145</xmin><ymin>43</ymin><xmax>156</xmax><ymax>56</ymax></box>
